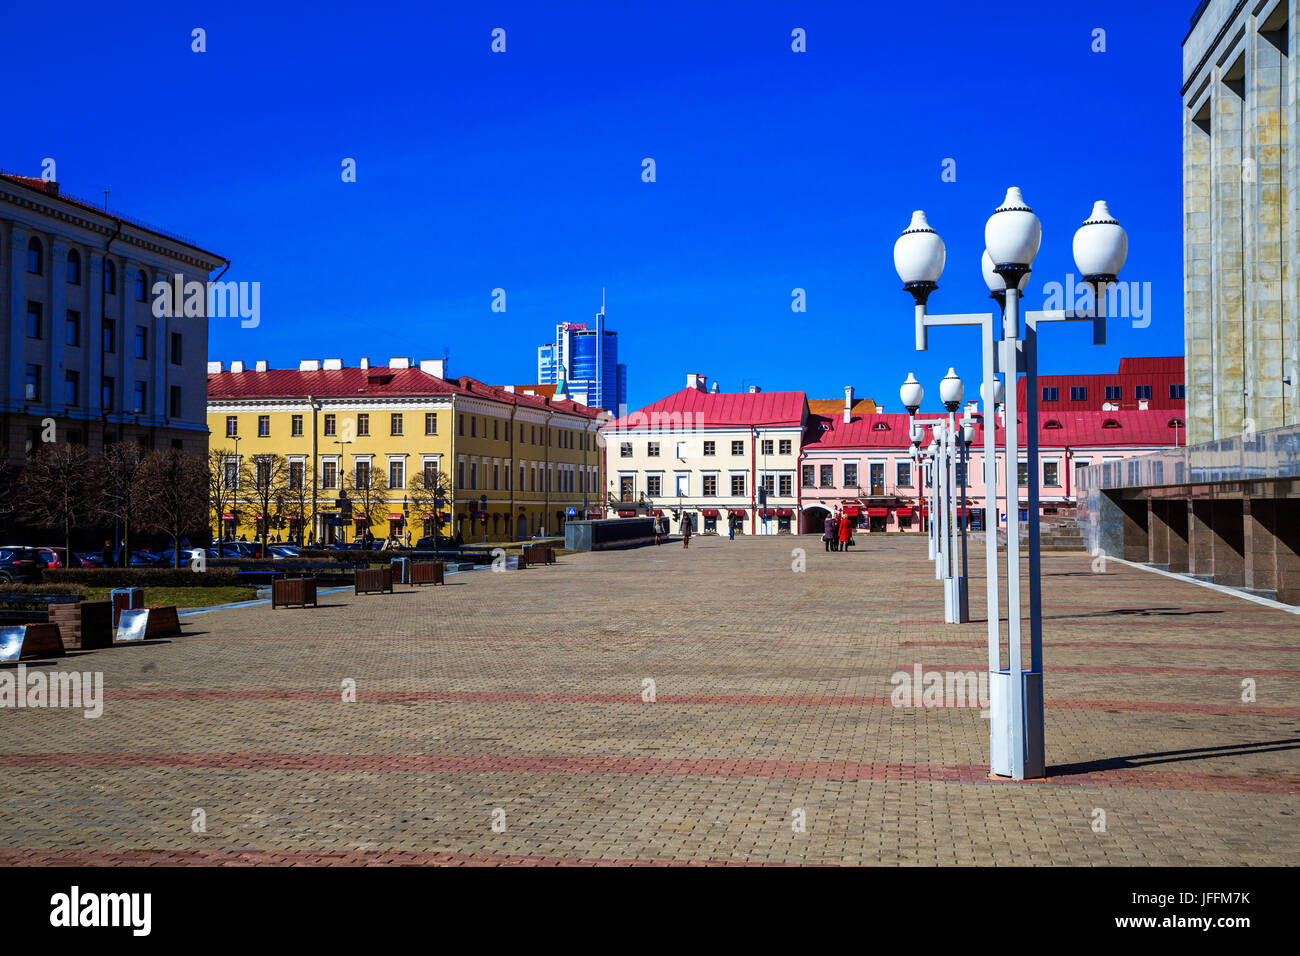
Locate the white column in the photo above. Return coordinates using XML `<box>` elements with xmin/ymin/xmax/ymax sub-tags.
<box><xmin>7</xmin><ymin>226</ymin><xmax>28</xmax><ymax>405</ymax></box>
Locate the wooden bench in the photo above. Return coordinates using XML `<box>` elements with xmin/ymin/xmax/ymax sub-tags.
<box><xmin>272</xmin><ymin>577</ymin><xmax>318</xmax><ymax>609</ymax></box>
<box><xmin>354</xmin><ymin>567</ymin><xmax>393</xmax><ymax>595</ymax></box>
<box><xmin>411</xmin><ymin>562</ymin><xmax>444</xmax><ymax>586</ymax></box>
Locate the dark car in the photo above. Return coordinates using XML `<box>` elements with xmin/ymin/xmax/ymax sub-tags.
<box><xmin>0</xmin><ymin>548</ymin><xmax>46</xmax><ymax>583</ymax></box>
<box><xmin>72</xmin><ymin>552</ymin><xmax>104</xmax><ymax>569</ymax></box>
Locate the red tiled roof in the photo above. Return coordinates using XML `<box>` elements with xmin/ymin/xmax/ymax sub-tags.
<box><xmin>1015</xmin><ymin>356</ymin><xmax>1185</xmax><ymax>412</ymax></box>
<box><xmin>207</xmin><ymin>366</ymin><xmax>603</xmax><ymax>418</ymax></box>
<box><xmin>603</xmin><ymin>388</ymin><xmax>806</xmax><ymax>430</ymax></box>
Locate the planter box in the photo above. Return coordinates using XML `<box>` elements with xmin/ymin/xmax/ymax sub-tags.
<box><xmin>272</xmin><ymin>577</ymin><xmax>318</xmax><ymax>609</ymax></box>
<box><xmin>144</xmin><ymin>606</ymin><xmax>182</xmax><ymax>638</ymax></box>
<box><xmin>391</xmin><ymin>557</ymin><xmax>411</xmax><ymax>585</ymax></box>
<box><xmin>523</xmin><ymin>546</ymin><xmax>555</xmax><ymax>566</ymax></box>
<box><xmin>50</xmin><ymin>600</ymin><xmax>114</xmax><ymax>650</ymax></box>
<box><xmin>354</xmin><ymin>567</ymin><xmax>393</xmax><ymax>595</ymax></box>
<box><xmin>110</xmin><ymin>588</ymin><xmax>144</xmax><ymax>626</ymax></box>
<box><xmin>19</xmin><ymin>623</ymin><xmax>66</xmax><ymax>658</ymax></box>
<box><xmin>411</xmin><ymin>562</ymin><xmax>444</xmax><ymax>586</ymax></box>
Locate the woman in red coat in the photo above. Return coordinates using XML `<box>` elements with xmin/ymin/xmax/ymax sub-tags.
<box><xmin>838</xmin><ymin>513</ymin><xmax>852</xmax><ymax>550</ymax></box>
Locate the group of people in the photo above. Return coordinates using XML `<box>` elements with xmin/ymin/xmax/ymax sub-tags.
<box><xmin>822</xmin><ymin>509</ymin><xmax>855</xmax><ymax>552</ymax></box>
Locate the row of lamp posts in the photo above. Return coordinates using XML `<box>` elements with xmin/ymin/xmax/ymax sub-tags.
<box><xmin>892</xmin><ymin>187</ymin><xmax>1128</xmax><ymax>780</ymax></box>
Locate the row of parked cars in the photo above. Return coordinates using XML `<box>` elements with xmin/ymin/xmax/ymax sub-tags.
<box><xmin>0</xmin><ymin>541</ymin><xmax>314</xmax><ymax>583</ymax></box>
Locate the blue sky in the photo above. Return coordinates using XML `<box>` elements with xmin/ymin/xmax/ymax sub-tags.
<box><xmin>8</xmin><ymin>0</ymin><xmax>1190</xmax><ymax>412</ymax></box>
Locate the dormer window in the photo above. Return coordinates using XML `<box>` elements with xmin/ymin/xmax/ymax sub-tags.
<box><xmin>872</xmin><ymin>421</ymin><xmax>889</xmax><ymax>430</ymax></box>
<box><xmin>1102</xmin><ymin>419</ymin><xmax>1121</xmax><ymax>429</ymax></box>
<box><xmin>1044</xmin><ymin>420</ymin><xmax>1063</xmax><ymax>429</ymax></box>
<box><xmin>1168</xmin><ymin>418</ymin><xmax>1185</xmax><ymax>428</ymax></box>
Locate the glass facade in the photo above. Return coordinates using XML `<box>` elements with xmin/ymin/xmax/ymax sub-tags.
<box><xmin>536</xmin><ymin>306</ymin><xmax>628</xmax><ymax>414</ymax></box>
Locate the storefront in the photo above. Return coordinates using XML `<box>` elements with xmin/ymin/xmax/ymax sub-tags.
<box><xmin>701</xmin><ymin>508</ymin><xmax>720</xmax><ymax>533</ymax></box>
<box><xmin>896</xmin><ymin>506</ymin><xmax>914</xmax><ymax>530</ymax></box>
<box><xmin>728</xmin><ymin>508</ymin><xmax>747</xmax><ymax>533</ymax></box>
<box><xmin>866</xmin><ymin>507</ymin><xmax>889</xmax><ymax>532</ymax></box>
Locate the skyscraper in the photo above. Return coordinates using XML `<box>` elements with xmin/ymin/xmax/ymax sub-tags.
<box><xmin>537</xmin><ymin>294</ymin><xmax>627</xmax><ymax>415</ymax></box>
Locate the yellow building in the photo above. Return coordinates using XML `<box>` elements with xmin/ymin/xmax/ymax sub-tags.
<box><xmin>205</xmin><ymin>358</ymin><xmax>605</xmax><ymax>543</ymax></box>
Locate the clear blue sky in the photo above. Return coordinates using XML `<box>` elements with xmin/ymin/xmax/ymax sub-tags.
<box><xmin>9</xmin><ymin>0</ymin><xmax>1190</xmax><ymax>412</ymax></box>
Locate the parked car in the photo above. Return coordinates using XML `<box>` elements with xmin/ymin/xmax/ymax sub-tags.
<box><xmin>33</xmin><ymin>547</ymin><xmax>65</xmax><ymax>569</ymax></box>
<box><xmin>71</xmin><ymin>552</ymin><xmax>104</xmax><ymax>569</ymax></box>
<box><xmin>0</xmin><ymin>548</ymin><xmax>46</xmax><ymax>583</ymax></box>
<box><xmin>158</xmin><ymin>548</ymin><xmax>210</xmax><ymax>567</ymax></box>
<box><xmin>267</xmin><ymin>545</ymin><xmax>301</xmax><ymax>559</ymax></box>
<box><xmin>125</xmin><ymin>549</ymin><xmax>165</xmax><ymax>567</ymax></box>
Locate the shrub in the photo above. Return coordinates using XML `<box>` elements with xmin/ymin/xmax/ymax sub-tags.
<box><xmin>46</xmin><ymin>568</ymin><xmax>243</xmax><ymax>588</ymax></box>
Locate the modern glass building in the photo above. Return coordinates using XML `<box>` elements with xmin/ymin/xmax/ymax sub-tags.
<box><xmin>537</xmin><ymin>300</ymin><xmax>627</xmax><ymax>415</ymax></box>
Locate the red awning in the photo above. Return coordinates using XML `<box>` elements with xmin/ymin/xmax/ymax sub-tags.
<box><xmin>867</xmin><ymin>507</ymin><xmax>889</xmax><ymax>517</ymax></box>
<box><xmin>586</xmin><ymin>511</ymin><xmax>602</xmax><ymax>519</ymax></box>
<box><xmin>388</xmin><ymin>513</ymin><xmax>403</xmax><ymax>520</ymax></box>
<box><xmin>895</xmin><ymin>507</ymin><xmax>914</xmax><ymax>518</ymax></box>
<box><xmin>761</xmin><ymin>509</ymin><xmax>776</xmax><ymax>517</ymax></box>
<box><xmin>222</xmin><ymin>513</ymin><xmax>235</xmax><ymax>520</ymax></box>
<box><xmin>652</xmin><ymin>509</ymin><xmax>664</xmax><ymax>516</ymax></box>
<box><xmin>731</xmin><ymin>511</ymin><xmax>747</xmax><ymax>520</ymax></box>
<box><xmin>843</xmin><ymin>506</ymin><xmax>861</xmax><ymax>517</ymax></box>
<box><xmin>920</xmin><ymin>507</ymin><xmax>930</xmax><ymax>516</ymax></box>
<box><xmin>702</xmin><ymin>509</ymin><xmax>720</xmax><ymax>517</ymax></box>
<box><xmin>777</xmin><ymin>508</ymin><xmax>793</xmax><ymax>517</ymax></box>
<box><xmin>728</xmin><ymin>507</ymin><xmax>747</xmax><ymax>514</ymax></box>
<box><xmin>419</xmin><ymin>513</ymin><xmax>433</xmax><ymax>519</ymax></box>
<box><xmin>617</xmin><ymin>510</ymin><xmax>636</xmax><ymax>517</ymax></box>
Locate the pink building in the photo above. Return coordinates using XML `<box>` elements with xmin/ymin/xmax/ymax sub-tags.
<box><xmin>797</xmin><ymin>402</ymin><xmax>1185</xmax><ymax>534</ymax></box>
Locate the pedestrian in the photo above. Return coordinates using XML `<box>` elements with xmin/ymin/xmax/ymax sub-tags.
<box><xmin>823</xmin><ymin>512</ymin><xmax>836</xmax><ymax>552</ymax></box>
<box><xmin>728</xmin><ymin>515</ymin><xmax>736</xmax><ymax>541</ymax></box>
<box><xmin>681</xmin><ymin>512</ymin><xmax>693</xmax><ymax>549</ymax></box>
<box><xmin>654</xmin><ymin>516</ymin><xmax>663</xmax><ymax>546</ymax></box>
<box><xmin>838</xmin><ymin>512</ymin><xmax>852</xmax><ymax>552</ymax></box>
<box><xmin>101</xmin><ymin>539</ymin><xmax>113</xmax><ymax>568</ymax></box>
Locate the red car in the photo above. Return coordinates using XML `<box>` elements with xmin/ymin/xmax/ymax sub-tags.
<box><xmin>35</xmin><ymin>547</ymin><xmax>63</xmax><ymax>569</ymax></box>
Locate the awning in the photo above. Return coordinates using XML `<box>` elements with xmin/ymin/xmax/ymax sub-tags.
<box><xmin>419</xmin><ymin>513</ymin><xmax>434</xmax><ymax>519</ymax></box>
<box><xmin>617</xmin><ymin>510</ymin><xmax>636</xmax><ymax>517</ymax></box>
<box><xmin>920</xmin><ymin>507</ymin><xmax>930</xmax><ymax>516</ymax></box>
<box><xmin>761</xmin><ymin>509</ymin><xmax>776</xmax><ymax>518</ymax></box>
<box><xmin>777</xmin><ymin>508</ymin><xmax>793</xmax><ymax>517</ymax></box>
<box><xmin>728</xmin><ymin>507</ymin><xmax>747</xmax><ymax>514</ymax></box>
<box><xmin>702</xmin><ymin>509</ymin><xmax>720</xmax><ymax>517</ymax></box>
<box><xmin>652</xmin><ymin>509</ymin><xmax>664</xmax><ymax>516</ymax></box>
<box><xmin>843</xmin><ymin>506</ymin><xmax>861</xmax><ymax>517</ymax></box>
<box><xmin>387</xmin><ymin>513</ymin><xmax>404</xmax><ymax>520</ymax></box>
<box><xmin>222</xmin><ymin>513</ymin><xmax>235</xmax><ymax>520</ymax></box>
<box><xmin>731</xmin><ymin>511</ymin><xmax>747</xmax><ymax>520</ymax></box>
<box><xmin>586</xmin><ymin>511</ymin><xmax>602</xmax><ymax>519</ymax></box>
<box><xmin>895</xmin><ymin>507</ymin><xmax>914</xmax><ymax>518</ymax></box>
<box><xmin>867</xmin><ymin>507</ymin><xmax>889</xmax><ymax>517</ymax></box>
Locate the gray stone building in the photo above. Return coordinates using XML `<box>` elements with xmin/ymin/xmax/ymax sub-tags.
<box><xmin>1</xmin><ymin>173</ymin><xmax>225</xmax><ymax>464</ymax></box>
<box><xmin>1183</xmin><ymin>0</ymin><xmax>1299</xmax><ymax>445</ymax></box>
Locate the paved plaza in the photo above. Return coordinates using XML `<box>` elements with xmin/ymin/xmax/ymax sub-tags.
<box><xmin>1</xmin><ymin>535</ymin><xmax>1297</xmax><ymax>866</ymax></box>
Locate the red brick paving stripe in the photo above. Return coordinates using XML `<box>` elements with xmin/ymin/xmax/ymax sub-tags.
<box><xmin>101</xmin><ymin>689</ymin><xmax>1300</xmax><ymax>716</ymax></box>
<box><xmin>903</xmin><ymin>639</ymin><xmax>1300</xmax><ymax>652</ymax></box>
<box><xmin>936</xmin><ymin>664</ymin><xmax>1300</xmax><ymax>678</ymax></box>
<box><xmin>1</xmin><ymin>752</ymin><xmax>1295</xmax><ymax>794</ymax></box>
<box><xmin>0</xmin><ymin>848</ymin><xmax>782</xmax><ymax>867</ymax></box>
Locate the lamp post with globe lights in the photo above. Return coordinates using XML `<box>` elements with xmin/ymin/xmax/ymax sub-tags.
<box><xmin>894</xmin><ymin>187</ymin><xmax>1127</xmax><ymax>781</ymax></box>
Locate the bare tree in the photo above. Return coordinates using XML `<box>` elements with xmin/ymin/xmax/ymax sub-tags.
<box><xmin>343</xmin><ymin>461</ymin><xmax>389</xmax><ymax>542</ymax></box>
<box><xmin>100</xmin><ymin>441</ymin><xmax>148</xmax><ymax>560</ymax></box>
<box><xmin>407</xmin><ymin>463</ymin><xmax>452</xmax><ymax>546</ymax></box>
<box><xmin>16</xmin><ymin>443</ymin><xmax>99</xmax><ymax>558</ymax></box>
<box><xmin>207</xmin><ymin>447</ymin><xmax>250</xmax><ymax>558</ymax></box>
<box><xmin>138</xmin><ymin>450</ymin><xmax>209</xmax><ymax>566</ymax></box>
<box><xmin>249</xmin><ymin>453</ymin><xmax>289</xmax><ymax>553</ymax></box>
<box><xmin>280</xmin><ymin>457</ymin><xmax>314</xmax><ymax>546</ymax></box>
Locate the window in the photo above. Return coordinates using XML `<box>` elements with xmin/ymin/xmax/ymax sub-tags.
<box><xmin>1016</xmin><ymin>462</ymin><xmax>1029</xmax><ymax>487</ymax></box>
<box><xmin>423</xmin><ymin>461</ymin><xmax>439</xmax><ymax>487</ymax></box>
<box><xmin>620</xmin><ymin>442</ymin><xmax>633</xmax><ymax>458</ymax></box>
<box><xmin>458</xmin><ymin>460</ymin><xmax>466</xmax><ymax>488</ymax></box>
<box><xmin>802</xmin><ymin>465</ymin><xmax>814</xmax><ymax>488</ymax></box>
<box><xmin>103</xmin><ymin>260</ymin><xmax>116</xmax><ymax>294</ymax></box>
<box><xmin>1070</xmin><ymin>386</ymin><xmax>1087</xmax><ymax>401</ymax></box>
<box><xmin>66</xmin><ymin>248</ymin><xmax>81</xmax><ymax>284</ymax></box>
<box><xmin>1135</xmin><ymin>384</ymin><xmax>1152</xmax><ymax>400</ymax></box>
<box><xmin>1041</xmin><ymin>386</ymin><xmax>1059</xmax><ymax>401</ymax></box>
<box><xmin>730</xmin><ymin>474</ymin><xmax>745</xmax><ymax>496</ymax></box>
<box><xmin>1169</xmin><ymin>383</ymin><xmax>1185</xmax><ymax>399</ymax></box>
<box><xmin>258</xmin><ymin>415</ymin><xmax>270</xmax><ymax>437</ymax></box>
<box><xmin>102</xmin><ymin>377</ymin><xmax>115</xmax><ymax>411</ymax></box>
<box><xmin>492</xmin><ymin>463</ymin><xmax>499</xmax><ymax>490</ymax></box>
<box><xmin>819</xmin><ymin>464</ymin><xmax>833</xmax><ymax>487</ymax></box>
<box><xmin>135</xmin><ymin>270</ymin><xmax>148</xmax><ymax>302</ymax></box>
<box><xmin>24</xmin><ymin>364</ymin><xmax>40</xmax><ymax>401</ymax></box>
<box><xmin>169</xmin><ymin>386</ymin><xmax>181</xmax><ymax>417</ymax></box>
<box><xmin>471</xmin><ymin>417</ymin><xmax>476</xmax><ymax>438</ymax></box>
<box><xmin>702</xmin><ymin>474</ymin><xmax>718</xmax><ymax>496</ymax></box>
<box><xmin>65</xmin><ymin>310</ymin><xmax>80</xmax><ymax>346</ymax></box>
<box><xmin>26</xmin><ymin>236</ymin><xmax>42</xmax><ymax>275</ymax></box>
<box><xmin>1044</xmin><ymin>419</ymin><xmax>1063</xmax><ymax>429</ymax></box>
<box><xmin>1043</xmin><ymin>461</ymin><xmax>1060</xmax><ymax>487</ymax></box>
<box><xmin>778</xmin><ymin>474</ymin><xmax>792</xmax><ymax>496</ymax></box>
<box><xmin>425</xmin><ymin>413</ymin><xmax>437</xmax><ymax>435</ymax></box>
<box><xmin>954</xmin><ymin>463</ymin><xmax>966</xmax><ymax>487</ymax></box>
<box><xmin>102</xmin><ymin>319</ymin><xmax>116</xmax><ymax>353</ymax></box>
<box><xmin>226</xmin><ymin>416</ymin><xmax>238</xmax><ymax>437</ymax></box>
<box><xmin>132</xmin><ymin>381</ymin><xmax>146</xmax><ymax>413</ymax></box>
<box><xmin>1168</xmin><ymin>418</ymin><xmax>1185</xmax><ymax>429</ymax></box>
<box><xmin>224</xmin><ymin>458</ymin><xmax>240</xmax><ymax>489</ymax></box>
<box><xmin>288</xmin><ymin>461</ymin><xmax>304</xmax><ymax>490</ymax></box>
<box><xmin>619</xmin><ymin>475</ymin><xmax>634</xmax><ymax>500</ymax></box>
<box><xmin>731</xmin><ymin>441</ymin><xmax>744</xmax><ymax>455</ymax></box>
<box><xmin>675</xmin><ymin>474</ymin><xmax>689</xmax><ymax>495</ymax></box>
<box><xmin>761</xmin><ymin>440</ymin><xmax>774</xmax><ymax>455</ymax></box>
<box><xmin>762</xmin><ymin>474</ymin><xmax>776</xmax><ymax>495</ymax></box>
<box><xmin>64</xmin><ymin>371</ymin><xmax>79</xmax><ymax>406</ymax></box>
<box><xmin>324</xmin><ymin>414</ymin><xmax>336</xmax><ymax>436</ymax></box>
<box><xmin>1105</xmin><ymin>385</ymin><xmax>1121</xmax><ymax>401</ymax></box>
<box><xmin>703</xmin><ymin>441</ymin><xmax>715</xmax><ymax>456</ymax></box>
<box><xmin>647</xmin><ymin>475</ymin><xmax>662</xmax><ymax>497</ymax></box>
<box><xmin>291</xmin><ymin>414</ymin><xmax>303</xmax><ymax>437</ymax></box>
<box><xmin>134</xmin><ymin>326</ymin><xmax>147</xmax><ymax>358</ymax></box>
<box><xmin>355</xmin><ymin>413</ymin><xmax>369</xmax><ymax>436</ymax></box>
<box><xmin>1102</xmin><ymin>419</ymin><xmax>1122</xmax><ymax>429</ymax></box>
<box><xmin>458</xmin><ymin>415</ymin><xmax>464</xmax><ymax>436</ymax></box>
<box><xmin>493</xmin><ymin>420</ymin><xmax>499</xmax><ymax>441</ymax></box>
<box><xmin>897</xmin><ymin>462</ymin><xmax>912</xmax><ymax>487</ymax></box>
<box><xmin>322</xmin><ymin>460</ymin><xmax>338</xmax><ymax>489</ymax></box>
<box><xmin>647</xmin><ymin>442</ymin><xmax>660</xmax><ymax>457</ymax></box>
<box><xmin>676</xmin><ymin>441</ymin><xmax>688</xmax><ymax>457</ymax></box>
<box><xmin>843</xmin><ymin>463</ymin><xmax>858</xmax><ymax>487</ymax></box>
<box><xmin>779</xmin><ymin>439</ymin><xmax>792</xmax><ymax>455</ymax></box>
<box><xmin>169</xmin><ymin>333</ymin><xmax>182</xmax><ymax>365</ymax></box>
<box><xmin>25</xmin><ymin>302</ymin><xmax>41</xmax><ymax>338</ymax></box>
<box><xmin>389</xmin><ymin>460</ymin><xmax>405</xmax><ymax>489</ymax></box>
<box><xmin>469</xmin><ymin>462</ymin><xmax>477</xmax><ymax>489</ymax></box>
<box><xmin>355</xmin><ymin>460</ymin><xmax>371</xmax><ymax>489</ymax></box>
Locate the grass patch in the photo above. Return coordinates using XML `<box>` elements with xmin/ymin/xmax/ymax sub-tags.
<box><xmin>82</xmin><ymin>586</ymin><xmax>259</xmax><ymax>608</ymax></box>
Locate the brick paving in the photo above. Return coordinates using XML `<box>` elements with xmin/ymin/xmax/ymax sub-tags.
<box><xmin>0</xmin><ymin>534</ymin><xmax>1296</xmax><ymax>866</ymax></box>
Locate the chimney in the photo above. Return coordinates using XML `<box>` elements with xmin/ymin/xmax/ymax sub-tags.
<box><xmin>843</xmin><ymin>386</ymin><xmax>854</xmax><ymax>423</ymax></box>
<box><xmin>206</xmin><ymin>361</ymin><xmax>223</xmax><ymax>374</ymax></box>
<box><xmin>230</xmin><ymin>360</ymin><xmax>245</xmax><ymax>373</ymax></box>
<box><xmin>389</xmin><ymin>357</ymin><xmax>411</xmax><ymax>369</ymax></box>
<box><xmin>255</xmin><ymin>360</ymin><xmax>268</xmax><ymax>372</ymax></box>
<box><xmin>419</xmin><ymin>359</ymin><xmax>446</xmax><ymax>378</ymax></box>
<box><xmin>298</xmin><ymin>360</ymin><xmax>320</xmax><ymax>371</ymax></box>
<box><xmin>523</xmin><ymin>389</ymin><xmax>537</xmax><ymax>396</ymax></box>
<box><xmin>359</xmin><ymin>357</ymin><xmax>369</xmax><ymax>369</ymax></box>
<box><xmin>748</xmin><ymin>385</ymin><xmax>762</xmax><ymax>394</ymax></box>
<box><xmin>965</xmin><ymin>400</ymin><xmax>979</xmax><ymax>416</ymax></box>
<box><xmin>1138</xmin><ymin>399</ymin><xmax>1149</xmax><ymax>411</ymax></box>
<box><xmin>710</xmin><ymin>382</ymin><xmax>720</xmax><ymax>393</ymax></box>
<box><xmin>503</xmin><ymin>385</ymin><xmax>516</xmax><ymax>393</ymax></box>
<box><xmin>686</xmin><ymin>372</ymin><xmax>707</xmax><ymax>391</ymax></box>
<box><xmin>322</xmin><ymin>358</ymin><xmax>343</xmax><ymax>371</ymax></box>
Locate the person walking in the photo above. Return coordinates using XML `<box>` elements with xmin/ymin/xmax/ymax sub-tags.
<box><xmin>681</xmin><ymin>512</ymin><xmax>693</xmax><ymax>549</ymax></box>
<box><xmin>101</xmin><ymin>539</ymin><xmax>114</xmax><ymax>568</ymax></box>
<box><xmin>823</xmin><ymin>512</ymin><xmax>836</xmax><ymax>552</ymax></box>
<box><xmin>728</xmin><ymin>515</ymin><xmax>736</xmax><ymax>541</ymax></box>
<box><xmin>838</xmin><ymin>512</ymin><xmax>852</xmax><ymax>552</ymax></box>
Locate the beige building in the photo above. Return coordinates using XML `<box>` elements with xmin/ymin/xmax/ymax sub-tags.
<box><xmin>2</xmin><ymin>173</ymin><xmax>225</xmax><ymax>463</ymax></box>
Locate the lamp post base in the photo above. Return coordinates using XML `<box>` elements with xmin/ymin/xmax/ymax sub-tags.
<box><xmin>988</xmin><ymin>669</ymin><xmax>1045</xmax><ymax>780</ymax></box>
<box><xmin>943</xmin><ymin>576</ymin><xmax>969</xmax><ymax>623</ymax></box>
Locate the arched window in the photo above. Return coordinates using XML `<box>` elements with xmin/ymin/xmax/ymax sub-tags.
<box><xmin>103</xmin><ymin>259</ymin><xmax>116</xmax><ymax>294</ymax></box>
<box><xmin>1102</xmin><ymin>419</ymin><xmax>1121</xmax><ymax>429</ymax></box>
<box><xmin>1168</xmin><ymin>418</ymin><xmax>1185</xmax><ymax>429</ymax></box>
<box><xmin>66</xmin><ymin>248</ymin><xmax>81</xmax><ymax>285</ymax></box>
<box><xmin>872</xmin><ymin>421</ymin><xmax>890</xmax><ymax>431</ymax></box>
<box><xmin>135</xmin><ymin>270</ymin><xmax>148</xmax><ymax>302</ymax></box>
<box><xmin>1044</xmin><ymin>420</ymin><xmax>1063</xmax><ymax>429</ymax></box>
<box><xmin>26</xmin><ymin>236</ymin><xmax>43</xmax><ymax>275</ymax></box>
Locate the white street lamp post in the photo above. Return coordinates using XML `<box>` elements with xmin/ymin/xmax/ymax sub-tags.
<box><xmin>894</xmin><ymin>188</ymin><xmax>1127</xmax><ymax>780</ymax></box>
